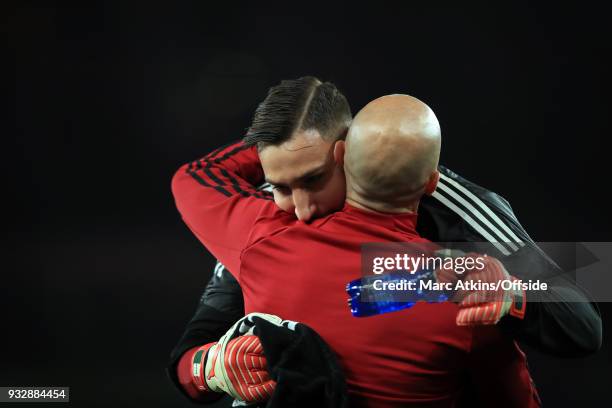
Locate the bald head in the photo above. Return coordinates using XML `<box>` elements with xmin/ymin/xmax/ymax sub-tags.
<box><xmin>343</xmin><ymin>94</ymin><xmax>441</xmax><ymax>212</ymax></box>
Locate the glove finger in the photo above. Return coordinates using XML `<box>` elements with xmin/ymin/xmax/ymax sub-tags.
<box><xmin>242</xmin><ymin>341</ymin><xmax>273</xmax><ymax>401</ymax></box>
<box><xmin>250</xmin><ymin>379</ymin><xmax>277</xmax><ymax>401</ymax></box>
<box><xmin>225</xmin><ymin>336</ymin><xmax>262</xmax><ymax>401</ymax></box>
<box><xmin>455</xmin><ymin>287</ymin><xmax>486</xmax><ymax>304</ymax></box>
<box><xmin>246</xmin><ymin>341</ymin><xmax>268</xmax><ymax>371</ymax></box>
<box><xmin>456</xmin><ymin>302</ymin><xmax>503</xmax><ymax>326</ymax></box>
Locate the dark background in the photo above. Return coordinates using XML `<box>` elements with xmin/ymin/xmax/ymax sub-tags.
<box><xmin>5</xmin><ymin>2</ymin><xmax>611</xmax><ymax>407</ymax></box>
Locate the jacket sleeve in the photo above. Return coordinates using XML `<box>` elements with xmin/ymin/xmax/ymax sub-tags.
<box><xmin>166</xmin><ymin>264</ymin><xmax>244</xmax><ymax>380</ymax></box>
<box><xmin>166</xmin><ymin>267</ymin><xmax>244</xmax><ymax>402</ymax></box>
<box><xmin>171</xmin><ymin>140</ymin><xmax>276</xmax><ymax>278</ymax></box>
<box><xmin>499</xmin><ymin>246</ymin><xmax>602</xmax><ymax>357</ymax></box>
<box><xmin>419</xmin><ymin>166</ymin><xmax>602</xmax><ymax>357</ymax></box>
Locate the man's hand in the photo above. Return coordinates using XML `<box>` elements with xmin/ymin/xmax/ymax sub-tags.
<box><xmin>202</xmin><ymin>335</ymin><xmax>275</xmax><ymax>403</ymax></box>
<box><xmin>435</xmin><ymin>253</ymin><xmax>526</xmax><ymax>326</ymax></box>
<box><xmin>189</xmin><ymin>313</ymin><xmax>283</xmax><ymax>403</ymax></box>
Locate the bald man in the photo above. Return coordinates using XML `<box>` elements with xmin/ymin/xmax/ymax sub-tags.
<box><xmin>172</xmin><ymin>94</ymin><xmax>540</xmax><ymax>407</ymax></box>
<box><xmin>342</xmin><ymin>94</ymin><xmax>441</xmax><ymax>213</ymax></box>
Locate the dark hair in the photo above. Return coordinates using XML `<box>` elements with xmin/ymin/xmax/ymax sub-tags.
<box><xmin>243</xmin><ymin>76</ymin><xmax>351</xmax><ymax>149</ymax></box>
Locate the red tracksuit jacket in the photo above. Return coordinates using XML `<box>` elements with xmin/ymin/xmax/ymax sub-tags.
<box><xmin>172</xmin><ymin>141</ymin><xmax>540</xmax><ymax>408</ymax></box>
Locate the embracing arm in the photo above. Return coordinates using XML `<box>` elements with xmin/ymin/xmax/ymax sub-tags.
<box><xmin>421</xmin><ymin>166</ymin><xmax>602</xmax><ymax>356</ymax></box>
<box><xmin>167</xmin><ymin>265</ymin><xmax>245</xmax><ymax>401</ymax></box>
<box><xmin>499</xmin><ymin>247</ymin><xmax>602</xmax><ymax>357</ymax></box>
<box><xmin>169</xmin><ymin>140</ymin><xmax>276</xmax><ymax>401</ymax></box>
<box><xmin>171</xmin><ymin>140</ymin><xmax>275</xmax><ymax>276</ymax></box>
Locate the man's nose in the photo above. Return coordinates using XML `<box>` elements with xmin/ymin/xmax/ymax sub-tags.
<box><xmin>293</xmin><ymin>190</ymin><xmax>316</xmax><ymax>222</ymax></box>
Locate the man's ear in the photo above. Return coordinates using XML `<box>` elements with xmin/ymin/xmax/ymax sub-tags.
<box><xmin>333</xmin><ymin>140</ymin><xmax>345</xmax><ymax>166</ymax></box>
<box><xmin>424</xmin><ymin>170</ymin><xmax>440</xmax><ymax>195</ymax></box>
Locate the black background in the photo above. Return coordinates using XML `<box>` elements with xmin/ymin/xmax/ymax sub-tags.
<box><xmin>5</xmin><ymin>2</ymin><xmax>611</xmax><ymax>407</ymax></box>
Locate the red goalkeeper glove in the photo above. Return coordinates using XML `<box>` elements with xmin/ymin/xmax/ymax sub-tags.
<box><xmin>188</xmin><ymin>336</ymin><xmax>275</xmax><ymax>403</ymax></box>
<box><xmin>435</xmin><ymin>252</ymin><xmax>526</xmax><ymax>326</ymax></box>
<box><xmin>183</xmin><ymin>313</ymin><xmax>281</xmax><ymax>403</ymax></box>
